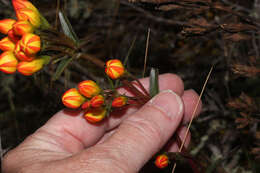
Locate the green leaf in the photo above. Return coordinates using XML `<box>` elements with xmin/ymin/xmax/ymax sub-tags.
<box><xmin>58</xmin><ymin>11</ymin><xmax>79</xmax><ymax>45</ymax></box>
<box><xmin>52</xmin><ymin>56</ymin><xmax>73</xmax><ymax>81</ymax></box>
<box><xmin>149</xmin><ymin>68</ymin><xmax>159</xmax><ymax>97</ymax></box>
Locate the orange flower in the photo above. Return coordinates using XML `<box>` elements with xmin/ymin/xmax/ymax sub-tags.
<box><xmin>78</xmin><ymin>80</ymin><xmax>101</xmax><ymax>98</ymax></box>
<box><xmin>84</xmin><ymin>108</ymin><xmax>106</xmax><ymax>123</ymax></box>
<box><xmin>7</xmin><ymin>29</ymin><xmax>20</xmax><ymax>43</ymax></box>
<box><xmin>12</xmin><ymin>0</ymin><xmax>38</xmax><ymax>12</ymax></box>
<box><xmin>90</xmin><ymin>95</ymin><xmax>104</xmax><ymax>108</ymax></box>
<box><xmin>0</xmin><ymin>19</ymin><xmax>16</xmax><ymax>34</ymax></box>
<box><xmin>20</xmin><ymin>33</ymin><xmax>41</xmax><ymax>55</ymax></box>
<box><xmin>14</xmin><ymin>41</ymin><xmax>34</xmax><ymax>61</ymax></box>
<box><xmin>0</xmin><ymin>37</ymin><xmax>15</xmax><ymax>51</ymax></box>
<box><xmin>13</xmin><ymin>20</ymin><xmax>34</xmax><ymax>36</ymax></box>
<box><xmin>112</xmin><ymin>96</ymin><xmax>128</xmax><ymax>108</ymax></box>
<box><xmin>62</xmin><ymin>88</ymin><xmax>86</xmax><ymax>109</ymax></box>
<box><xmin>0</xmin><ymin>51</ymin><xmax>18</xmax><ymax>74</ymax></box>
<box><xmin>155</xmin><ymin>154</ymin><xmax>169</xmax><ymax>169</ymax></box>
<box><xmin>16</xmin><ymin>8</ymin><xmax>40</xmax><ymax>28</ymax></box>
<box><xmin>17</xmin><ymin>58</ymin><xmax>45</xmax><ymax>76</ymax></box>
<box><xmin>81</xmin><ymin>101</ymin><xmax>91</xmax><ymax>110</ymax></box>
<box><xmin>105</xmin><ymin>59</ymin><xmax>125</xmax><ymax>79</ymax></box>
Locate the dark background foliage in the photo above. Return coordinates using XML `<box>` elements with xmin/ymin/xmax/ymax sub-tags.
<box><xmin>0</xmin><ymin>0</ymin><xmax>260</xmax><ymax>172</ymax></box>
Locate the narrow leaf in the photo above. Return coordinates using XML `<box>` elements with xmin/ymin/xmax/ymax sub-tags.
<box><xmin>149</xmin><ymin>68</ymin><xmax>159</xmax><ymax>97</ymax></box>
<box><xmin>52</xmin><ymin>56</ymin><xmax>73</xmax><ymax>81</ymax></box>
<box><xmin>58</xmin><ymin>11</ymin><xmax>79</xmax><ymax>45</ymax></box>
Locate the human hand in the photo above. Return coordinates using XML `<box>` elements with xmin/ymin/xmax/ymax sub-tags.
<box><xmin>2</xmin><ymin>73</ymin><xmax>202</xmax><ymax>173</ymax></box>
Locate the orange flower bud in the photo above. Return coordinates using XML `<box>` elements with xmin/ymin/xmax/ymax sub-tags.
<box><xmin>105</xmin><ymin>59</ymin><xmax>125</xmax><ymax>79</ymax></box>
<box><xmin>81</xmin><ymin>101</ymin><xmax>91</xmax><ymax>110</ymax></box>
<box><xmin>62</xmin><ymin>88</ymin><xmax>86</xmax><ymax>109</ymax></box>
<box><xmin>20</xmin><ymin>33</ymin><xmax>41</xmax><ymax>55</ymax></box>
<box><xmin>12</xmin><ymin>0</ymin><xmax>38</xmax><ymax>12</ymax></box>
<box><xmin>155</xmin><ymin>154</ymin><xmax>169</xmax><ymax>169</ymax></box>
<box><xmin>0</xmin><ymin>19</ymin><xmax>16</xmax><ymax>34</ymax></box>
<box><xmin>16</xmin><ymin>8</ymin><xmax>40</xmax><ymax>28</ymax></box>
<box><xmin>0</xmin><ymin>37</ymin><xmax>15</xmax><ymax>51</ymax></box>
<box><xmin>84</xmin><ymin>108</ymin><xmax>106</xmax><ymax>123</ymax></box>
<box><xmin>90</xmin><ymin>95</ymin><xmax>104</xmax><ymax>108</ymax></box>
<box><xmin>78</xmin><ymin>80</ymin><xmax>101</xmax><ymax>98</ymax></box>
<box><xmin>17</xmin><ymin>58</ymin><xmax>45</xmax><ymax>76</ymax></box>
<box><xmin>7</xmin><ymin>29</ymin><xmax>20</xmax><ymax>43</ymax></box>
<box><xmin>14</xmin><ymin>41</ymin><xmax>34</xmax><ymax>61</ymax></box>
<box><xmin>112</xmin><ymin>96</ymin><xmax>128</xmax><ymax>108</ymax></box>
<box><xmin>0</xmin><ymin>51</ymin><xmax>18</xmax><ymax>74</ymax></box>
<box><xmin>13</xmin><ymin>20</ymin><xmax>34</xmax><ymax>36</ymax></box>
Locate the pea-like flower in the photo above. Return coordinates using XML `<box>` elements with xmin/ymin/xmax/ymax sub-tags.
<box><xmin>13</xmin><ymin>20</ymin><xmax>34</xmax><ymax>36</ymax></box>
<box><xmin>12</xmin><ymin>0</ymin><xmax>38</xmax><ymax>12</ymax></box>
<box><xmin>90</xmin><ymin>95</ymin><xmax>105</xmax><ymax>108</ymax></box>
<box><xmin>0</xmin><ymin>37</ymin><xmax>16</xmax><ymax>51</ymax></box>
<box><xmin>14</xmin><ymin>41</ymin><xmax>34</xmax><ymax>61</ymax></box>
<box><xmin>0</xmin><ymin>51</ymin><xmax>18</xmax><ymax>74</ymax></box>
<box><xmin>16</xmin><ymin>8</ymin><xmax>40</xmax><ymax>28</ymax></box>
<box><xmin>84</xmin><ymin>108</ymin><xmax>106</xmax><ymax>123</ymax></box>
<box><xmin>62</xmin><ymin>88</ymin><xmax>86</xmax><ymax>109</ymax></box>
<box><xmin>112</xmin><ymin>96</ymin><xmax>128</xmax><ymax>108</ymax></box>
<box><xmin>81</xmin><ymin>101</ymin><xmax>91</xmax><ymax>110</ymax></box>
<box><xmin>0</xmin><ymin>19</ymin><xmax>16</xmax><ymax>34</ymax></box>
<box><xmin>154</xmin><ymin>154</ymin><xmax>169</xmax><ymax>169</ymax></box>
<box><xmin>20</xmin><ymin>33</ymin><xmax>41</xmax><ymax>55</ymax></box>
<box><xmin>78</xmin><ymin>80</ymin><xmax>101</xmax><ymax>98</ymax></box>
<box><xmin>105</xmin><ymin>59</ymin><xmax>125</xmax><ymax>79</ymax></box>
<box><xmin>7</xmin><ymin>29</ymin><xmax>20</xmax><ymax>43</ymax></box>
<box><xmin>17</xmin><ymin>58</ymin><xmax>45</xmax><ymax>76</ymax></box>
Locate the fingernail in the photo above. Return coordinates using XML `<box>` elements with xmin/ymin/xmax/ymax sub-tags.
<box><xmin>148</xmin><ymin>90</ymin><xmax>183</xmax><ymax>119</ymax></box>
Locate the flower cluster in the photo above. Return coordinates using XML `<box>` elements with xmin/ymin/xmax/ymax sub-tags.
<box><xmin>0</xmin><ymin>0</ymin><xmax>47</xmax><ymax>75</ymax></box>
<box><xmin>62</xmin><ymin>59</ymin><xmax>129</xmax><ymax>123</ymax></box>
<box><xmin>155</xmin><ymin>154</ymin><xmax>169</xmax><ymax>169</ymax></box>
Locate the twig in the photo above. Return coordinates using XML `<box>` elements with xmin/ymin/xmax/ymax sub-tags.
<box><xmin>172</xmin><ymin>66</ymin><xmax>214</xmax><ymax>173</ymax></box>
<box><xmin>143</xmin><ymin>28</ymin><xmax>151</xmax><ymax>77</ymax></box>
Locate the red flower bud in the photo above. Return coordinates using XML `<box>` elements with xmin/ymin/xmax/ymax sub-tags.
<box><xmin>20</xmin><ymin>33</ymin><xmax>41</xmax><ymax>55</ymax></box>
<box><xmin>155</xmin><ymin>154</ymin><xmax>169</xmax><ymax>169</ymax></box>
<box><xmin>90</xmin><ymin>95</ymin><xmax>104</xmax><ymax>108</ymax></box>
<box><xmin>84</xmin><ymin>108</ymin><xmax>106</xmax><ymax>123</ymax></box>
<box><xmin>17</xmin><ymin>58</ymin><xmax>45</xmax><ymax>76</ymax></box>
<box><xmin>62</xmin><ymin>88</ymin><xmax>86</xmax><ymax>109</ymax></box>
<box><xmin>0</xmin><ymin>37</ymin><xmax>15</xmax><ymax>51</ymax></box>
<box><xmin>16</xmin><ymin>8</ymin><xmax>40</xmax><ymax>28</ymax></box>
<box><xmin>105</xmin><ymin>59</ymin><xmax>125</xmax><ymax>79</ymax></box>
<box><xmin>81</xmin><ymin>101</ymin><xmax>91</xmax><ymax>110</ymax></box>
<box><xmin>0</xmin><ymin>19</ymin><xmax>16</xmax><ymax>34</ymax></box>
<box><xmin>14</xmin><ymin>41</ymin><xmax>34</xmax><ymax>61</ymax></box>
<box><xmin>0</xmin><ymin>51</ymin><xmax>18</xmax><ymax>74</ymax></box>
<box><xmin>112</xmin><ymin>96</ymin><xmax>128</xmax><ymax>108</ymax></box>
<box><xmin>13</xmin><ymin>20</ymin><xmax>34</xmax><ymax>36</ymax></box>
<box><xmin>7</xmin><ymin>29</ymin><xmax>20</xmax><ymax>43</ymax></box>
<box><xmin>78</xmin><ymin>80</ymin><xmax>101</xmax><ymax>98</ymax></box>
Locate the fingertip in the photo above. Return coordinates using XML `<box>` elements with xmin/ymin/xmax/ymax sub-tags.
<box><xmin>159</xmin><ymin>73</ymin><xmax>184</xmax><ymax>96</ymax></box>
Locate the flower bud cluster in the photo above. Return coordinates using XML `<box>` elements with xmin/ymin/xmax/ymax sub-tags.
<box><xmin>155</xmin><ymin>154</ymin><xmax>170</xmax><ymax>169</ymax></box>
<box><xmin>62</xmin><ymin>79</ymin><xmax>129</xmax><ymax>123</ymax></box>
<box><xmin>0</xmin><ymin>0</ymin><xmax>46</xmax><ymax>75</ymax></box>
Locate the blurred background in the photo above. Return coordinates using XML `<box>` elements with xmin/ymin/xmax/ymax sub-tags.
<box><xmin>0</xmin><ymin>0</ymin><xmax>260</xmax><ymax>172</ymax></box>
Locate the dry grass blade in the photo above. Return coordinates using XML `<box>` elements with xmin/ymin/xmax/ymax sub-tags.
<box><xmin>172</xmin><ymin>66</ymin><xmax>214</xmax><ymax>173</ymax></box>
<box><xmin>143</xmin><ymin>28</ymin><xmax>151</xmax><ymax>77</ymax></box>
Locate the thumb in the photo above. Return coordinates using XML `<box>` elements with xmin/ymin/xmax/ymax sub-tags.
<box><xmin>99</xmin><ymin>90</ymin><xmax>184</xmax><ymax>172</ymax></box>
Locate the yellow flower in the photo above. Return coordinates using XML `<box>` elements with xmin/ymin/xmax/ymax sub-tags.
<box><xmin>84</xmin><ymin>108</ymin><xmax>106</xmax><ymax>123</ymax></box>
<box><xmin>154</xmin><ymin>154</ymin><xmax>169</xmax><ymax>169</ymax></box>
<box><xmin>12</xmin><ymin>0</ymin><xmax>38</xmax><ymax>12</ymax></box>
<box><xmin>78</xmin><ymin>80</ymin><xmax>101</xmax><ymax>98</ymax></box>
<box><xmin>105</xmin><ymin>59</ymin><xmax>125</xmax><ymax>79</ymax></box>
<box><xmin>90</xmin><ymin>95</ymin><xmax>105</xmax><ymax>108</ymax></box>
<box><xmin>17</xmin><ymin>58</ymin><xmax>45</xmax><ymax>76</ymax></box>
<box><xmin>112</xmin><ymin>96</ymin><xmax>128</xmax><ymax>108</ymax></box>
<box><xmin>0</xmin><ymin>19</ymin><xmax>16</xmax><ymax>34</ymax></box>
<box><xmin>16</xmin><ymin>8</ymin><xmax>40</xmax><ymax>28</ymax></box>
<box><xmin>20</xmin><ymin>33</ymin><xmax>41</xmax><ymax>55</ymax></box>
<box><xmin>7</xmin><ymin>29</ymin><xmax>20</xmax><ymax>43</ymax></box>
<box><xmin>62</xmin><ymin>88</ymin><xmax>86</xmax><ymax>109</ymax></box>
<box><xmin>13</xmin><ymin>20</ymin><xmax>34</xmax><ymax>36</ymax></box>
<box><xmin>14</xmin><ymin>41</ymin><xmax>34</xmax><ymax>61</ymax></box>
<box><xmin>0</xmin><ymin>37</ymin><xmax>16</xmax><ymax>52</ymax></box>
<box><xmin>0</xmin><ymin>51</ymin><xmax>18</xmax><ymax>74</ymax></box>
